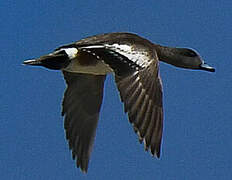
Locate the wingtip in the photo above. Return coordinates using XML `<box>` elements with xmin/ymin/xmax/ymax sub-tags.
<box><xmin>79</xmin><ymin>164</ymin><xmax>88</xmax><ymax>174</ymax></box>
<box><xmin>150</xmin><ymin>150</ymin><xmax>161</xmax><ymax>158</ymax></box>
<box><xmin>81</xmin><ymin>168</ymin><xmax>88</xmax><ymax>174</ymax></box>
<box><xmin>75</xmin><ymin>157</ymin><xmax>89</xmax><ymax>174</ymax></box>
<box><xmin>156</xmin><ymin>150</ymin><xmax>161</xmax><ymax>158</ymax></box>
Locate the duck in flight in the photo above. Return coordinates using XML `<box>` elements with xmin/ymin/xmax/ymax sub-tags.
<box><xmin>23</xmin><ymin>32</ymin><xmax>215</xmax><ymax>173</ymax></box>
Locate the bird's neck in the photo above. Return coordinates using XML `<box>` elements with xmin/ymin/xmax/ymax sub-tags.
<box><xmin>154</xmin><ymin>44</ymin><xmax>194</xmax><ymax>69</ymax></box>
<box><xmin>154</xmin><ymin>44</ymin><xmax>179</xmax><ymax>66</ymax></box>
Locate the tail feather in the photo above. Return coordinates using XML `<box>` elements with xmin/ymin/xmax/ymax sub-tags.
<box><xmin>23</xmin><ymin>59</ymin><xmax>42</xmax><ymax>66</ymax></box>
<box><xmin>23</xmin><ymin>50</ymin><xmax>70</xmax><ymax>70</ymax></box>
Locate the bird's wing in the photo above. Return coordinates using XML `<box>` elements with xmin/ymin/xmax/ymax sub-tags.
<box><xmin>78</xmin><ymin>46</ymin><xmax>163</xmax><ymax>157</ymax></box>
<box><xmin>115</xmin><ymin>61</ymin><xmax>163</xmax><ymax>157</ymax></box>
<box><xmin>62</xmin><ymin>71</ymin><xmax>106</xmax><ymax>173</ymax></box>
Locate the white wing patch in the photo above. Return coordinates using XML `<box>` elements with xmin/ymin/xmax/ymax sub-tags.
<box><xmin>109</xmin><ymin>44</ymin><xmax>132</xmax><ymax>52</ymax></box>
<box><xmin>79</xmin><ymin>43</ymin><xmax>151</xmax><ymax>68</ymax></box>
<box><xmin>81</xmin><ymin>45</ymin><xmax>105</xmax><ymax>49</ymax></box>
<box><xmin>105</xmin><ymin>44</ymin><xmax>151</xmax><ymax>68</ymax></box>
<box><xmin>61</xmin><ymin>48</ymin><xmax>78</xmax><ymax>59</ymax></box>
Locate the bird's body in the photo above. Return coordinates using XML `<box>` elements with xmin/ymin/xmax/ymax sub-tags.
<box><xmin>23</xmin><ymin>32</ymin><xmax>215</xmax><ymax>173</ymax></box>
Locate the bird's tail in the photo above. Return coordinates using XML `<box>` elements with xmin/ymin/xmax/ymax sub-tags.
<box><xmin>23</xmin><ymin>50</ymin><xmax>70</xmax><ymax>70</ymax></box>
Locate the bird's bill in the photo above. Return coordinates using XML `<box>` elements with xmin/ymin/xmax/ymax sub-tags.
<box><xmin>199</xmin><ymin>63</ymin><xmax>215</xmax><ymax>72</ymax></box>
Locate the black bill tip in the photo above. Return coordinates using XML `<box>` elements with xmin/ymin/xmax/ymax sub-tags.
<box><xmin>199</xmin><ymin>63</ymin><xmax>215</xmax><ymax>72</ymax></box>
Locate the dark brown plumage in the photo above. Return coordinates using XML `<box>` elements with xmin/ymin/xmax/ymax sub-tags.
<box><xmin>23</xmin><ymin>32</ymin><xmax>215</xmax><ymax>173</ymax></box>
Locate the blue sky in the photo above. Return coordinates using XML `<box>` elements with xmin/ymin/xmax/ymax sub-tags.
<box><xmin>1</xmin><ymin>0</ymin><xmax>232</xmax><ymax>179</ymax></box>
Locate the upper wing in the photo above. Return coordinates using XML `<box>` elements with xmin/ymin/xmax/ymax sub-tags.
<box><xmin>62</xmin><ymin>71</ymin><xmax>106</xmax><ymax>173</ymax></box>
<box><xmin>77</xmin><ymin>46</ymin><xmax>164</xmax><ymax>157</ymax></box>
<box><xmin>115</xmin><ymin>61</ymin><xmax>163</xmax><ymax>157</ymax></box>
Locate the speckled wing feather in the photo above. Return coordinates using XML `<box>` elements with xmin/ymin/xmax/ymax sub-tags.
<box><xmin>77</xmin><ymin>45</ymin><xmax>164</xmax><ymax>157</ymax></box>
<box><xmin>115</xmin><ymin>60</ymin><xmax>163</xmax><ymax>157</ymax></box>
<box><xmin>62</xmin><ymin>71</ymin><xmax>106</xmax><ymax>173</ymax></box>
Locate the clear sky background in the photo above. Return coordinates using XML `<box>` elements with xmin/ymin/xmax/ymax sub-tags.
<box><xmin>1</xmin><ymin>1</ymin><xmax>231</xmax><ymax>179</ymax></box>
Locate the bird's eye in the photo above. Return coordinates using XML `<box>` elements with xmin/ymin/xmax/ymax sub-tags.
<box><xmin>180</xmin><ymin>48</ymin><xmax>198</xmax><ymax>57</ymax></box>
